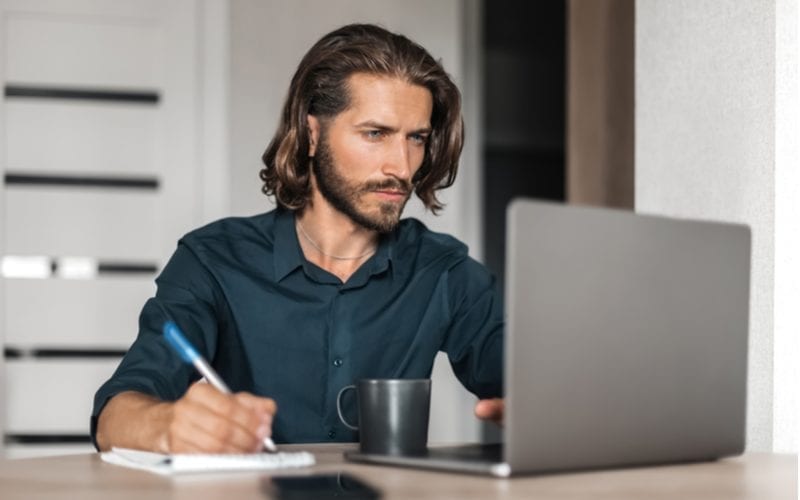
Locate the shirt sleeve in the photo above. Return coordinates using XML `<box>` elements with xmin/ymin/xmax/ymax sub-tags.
<box><xmin>440</xmin><ymin>256</ymin><xmax>504</xmax><ymax>399</ymax></box>
<box><xmin>89</xmin><ymin>241</ymin><xmax>226</xmax><ymax>449</ymax></box>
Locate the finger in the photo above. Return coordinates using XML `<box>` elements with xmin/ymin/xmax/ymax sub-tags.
<box><xmin>189</xmin><ymin>406</ymin><xmax>262</xmax><ymax>452</ymax></box>
<box><xmin>185</xmin><ymin>385</ymin><xmax>265</xmax><ymax>442</ymax></box>
<box><xmin>169</xmin><ymin>413</ymin><xmax>229</xmax><ymax>453</ymax></box>
<box><xmin>474</xmin><ymin>398</ymin><xmax>504</xmax><ymax>421</ymax></box>
<box><xmin>235</xmin><ymin>393</ymin><xmax>277</xmax><ymax>432</ymax></box>
<box><xmin>171</xmin><ymin>417</ymin><xmax>256</xmax><ymax>454</ymax></box>
<box><xmin>175</xmin><ymin>399</ymin><xmax>262</xmax><ymax>453</ymax></box>
<box><xmin>168</xmin><ymin>402</ymin><xmax>230</xmax><ymax>453</ymax></box>
<box><xmin>235</xmin><ymin>392</ymin><xmax>277</xmax><ymax>417</ymax></box>
<box><xmin>186</xmin><ymin>412</ymin><xmax>259</xmax><ymax>453</ymax></box>
<box><xmin>185</xmin><ymin>382</ymin><xmax>232</xmax><ymax>410</ymax></box>
<box><xmin>233</xmin><ymin>397</ymin><xmax>275</xmax><ymax>444</ymax></box>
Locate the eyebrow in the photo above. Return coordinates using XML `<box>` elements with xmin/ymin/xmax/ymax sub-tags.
<box><xmin>354</xmin><ymin>120</ymin><xmax>432</xmax><ymax>135</ymax></box>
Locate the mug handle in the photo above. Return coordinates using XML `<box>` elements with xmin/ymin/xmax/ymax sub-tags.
<box><xmin>336</xmin><ymin>385</ymin><xmax>359</xmax><ymax>431</ymax></box>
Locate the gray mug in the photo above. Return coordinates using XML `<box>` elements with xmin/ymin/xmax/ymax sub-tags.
<box><xmin>336</xmin><ymin>379</ymin><xmax>431</xmax><ymax>456</ymax></box>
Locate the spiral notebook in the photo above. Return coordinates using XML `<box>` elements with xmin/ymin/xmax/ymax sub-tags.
<box><xmin>101</xmin><ymin>447</ymin><xmax>315</xmax><ymax>475</ymax></box>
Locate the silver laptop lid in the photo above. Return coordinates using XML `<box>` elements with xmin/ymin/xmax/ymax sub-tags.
<box><xmin>504</xmin><ymin>200</ymin><xmax>750</xmax><ymax>473</ymax></box>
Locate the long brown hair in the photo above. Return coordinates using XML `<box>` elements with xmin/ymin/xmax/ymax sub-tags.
<box><xmin>260</xmin><ymin>23</ymin><xmax>464</xmax><ymax>213</ymax></box>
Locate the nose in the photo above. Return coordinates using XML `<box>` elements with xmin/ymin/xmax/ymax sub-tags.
<box><xmin>381</xmin><ymin>136</ymin><xmax>413</xmax><ymax>182</ymax></box>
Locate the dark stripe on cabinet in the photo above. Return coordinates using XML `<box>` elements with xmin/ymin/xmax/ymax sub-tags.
<box><xmin>4</xmin><ymin>348</ymin><xmax>127</xmax><ymax>359</ymax></box>
<box><xmin>5</xmin><ymin>434</ymin><xmax>92</xmax><ymax>444</ymax></box>
<box><xmin>4</xmin><ymin>173</ymin><xmax>159</xmax><ymax>190</ymax></box>
<box><xmin>96</xmin><ymin>262</ymin><xmax>159</xmax><ymax>274</ymax></box>
<box><xmin>4</xmin><ymin>85</ymin><xmax>159</xmax><ymax>104</ymax></box>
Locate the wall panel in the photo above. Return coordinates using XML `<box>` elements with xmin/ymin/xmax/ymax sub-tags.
<box><xmin>6</xmin><ymin>100</ymin><xmax>158</xmax><ymax>175</ymax></box>
<box><xmin>5</xmin><ymin>360</ymin><xmax>120</xmax><ymax>434</ymax></box>
<box><xmin>5</xmin><ymin>188</ymin><xmax>160</xmax><ymax>260</ymax></box>
<box><xmin>5</xmin><ymin>14</ymin><xmax>160</xmax><ymax>88</ymax></box>
<box><xmin>5</xmin><ymin>278</ymin><xmax>154</xmax><ymax>348</ymax></box>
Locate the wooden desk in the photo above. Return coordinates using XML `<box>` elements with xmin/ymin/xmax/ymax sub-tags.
<box><xmin>0</xmin><ymin>444</ymin><xmax>795</xmax><ymax>499</ymax></box>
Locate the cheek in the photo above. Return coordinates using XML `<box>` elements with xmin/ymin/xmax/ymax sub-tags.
<box><xmin>409</xmin><ymin>147</ymin><xmax>426</xmax><ymax>174</ymax></box>
<box><xmin>335</xmin><ymin>136</ymin><xmax>376</xmax><ymax>169</ymax></box>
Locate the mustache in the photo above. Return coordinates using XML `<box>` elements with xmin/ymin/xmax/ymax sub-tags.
<box><xmin>362</xmin><ymin>179</ymin><xmax>413</xmax><ymax>195</ymax></box>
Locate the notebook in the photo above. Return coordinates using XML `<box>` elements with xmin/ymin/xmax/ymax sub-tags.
<box><xmin>101</xmin><ymin>447</ymin><xmax>315</xmax><ymax>475</ymax></box>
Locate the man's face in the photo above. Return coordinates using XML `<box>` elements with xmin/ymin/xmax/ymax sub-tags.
<box><xmin>308</xmin><ymin>73</ymin><xmax>433</xmax><ymax>233</ymax></box>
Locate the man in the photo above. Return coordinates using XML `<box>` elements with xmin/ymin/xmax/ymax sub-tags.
<box><xmin>93</xmin><ymin>23</ymin><xmax>503</xmax><ymax>454</ymax></box>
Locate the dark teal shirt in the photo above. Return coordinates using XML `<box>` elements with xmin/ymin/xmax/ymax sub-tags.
<box><xmin>91</xmin><ymin>209</ymin><xmax>503</xmax><ymax>446</ymax></box>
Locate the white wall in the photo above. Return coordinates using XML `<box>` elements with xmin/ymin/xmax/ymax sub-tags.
<box><xmin>773</xmin><ymin>0</ymin><xmax>800</xmax><ymax>456</ymax></box>
<box><xmin>636</xmin><ymin>0</ymin><xmax>799</xmax><ymax>452</ymax></box>
<box><xmin>229</xmin><ymin>0</ymin><xmax>483</xmax><ymax>443</ymax></box>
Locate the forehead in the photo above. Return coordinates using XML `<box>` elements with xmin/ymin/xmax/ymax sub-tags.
<box><xmin>340</xmin><ymin>73</ymin><xmax>433</xmax><ymax>126</ymax></box>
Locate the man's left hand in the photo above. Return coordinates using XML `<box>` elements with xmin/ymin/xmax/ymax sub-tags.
<box><xmin>474</xmin><ymin>398</ymin><xmax>504</xmax><ymax>425</ymax></box>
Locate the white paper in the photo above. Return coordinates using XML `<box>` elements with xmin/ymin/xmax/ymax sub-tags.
<box><xmin>100</xmin><ymin>447</ymin><xmax>315</xmax><ymax>475</ymax></box>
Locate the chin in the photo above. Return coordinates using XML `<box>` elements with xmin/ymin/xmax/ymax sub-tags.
<box><xmin>369</xmin><ymin>216</ymin><xmax>402</xmax><ymax>234</ymax></box>
<box><xmin>359</xmin><ymin>211</ymin><xmax>402</xmax><ymax>234</ymax></box>
<box><xmin>347</xmin><ymin>197</ymin><xmax>408</xmax><ymax>233</ymax></box>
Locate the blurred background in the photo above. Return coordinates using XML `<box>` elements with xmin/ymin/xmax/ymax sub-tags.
<box><xmin>0</xmin><ymin>0</ymin><xmax>796</xmax><ymax>459</ymax></box>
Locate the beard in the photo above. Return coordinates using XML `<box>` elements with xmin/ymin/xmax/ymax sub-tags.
<box><xmin>312</xmin><ymin>136</ymin><xmax>412</xmax><ymax>234</ymax></box>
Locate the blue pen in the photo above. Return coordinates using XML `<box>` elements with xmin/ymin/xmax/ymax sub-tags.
<box><xmin>163</xmin><ymin>321</ymin><xmax>278</xmax><ymax>453</ymax></box>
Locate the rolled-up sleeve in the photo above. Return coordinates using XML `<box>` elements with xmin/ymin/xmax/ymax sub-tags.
<box><xmin>89</xmin><ymin>241</ymin><xmax>224</xmax><ymax>449</ymax></box>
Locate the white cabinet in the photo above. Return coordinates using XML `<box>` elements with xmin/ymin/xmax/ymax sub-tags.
<box><xmin>0</xmin><ymin>0</ymin><xmax>205</xmax><ymax>457</ymax></box>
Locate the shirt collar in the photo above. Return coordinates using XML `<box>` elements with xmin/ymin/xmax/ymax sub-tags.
<box><xmin>272</xmin><ymin>209</ymin><xmax>396</xmax><ymax>284</ymax></box>
<box><xmin>273</xmin><ymin>209</ymin><xmax>305</xmax><ymax>282</ymax></box>
<box><xmin>366</xmin><ymin>229</ymin><xmax>393</xmax><ymax>275</ymax></box>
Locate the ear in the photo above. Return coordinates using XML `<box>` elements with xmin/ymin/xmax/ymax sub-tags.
<box><xmin>307</xmin><ymin>114</ymin><xmax>321</xmax><ymax>157</ymax></box>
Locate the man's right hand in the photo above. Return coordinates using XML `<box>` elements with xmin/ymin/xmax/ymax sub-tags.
<box><xmin>95</xmin><ymin>386</ymin><xmax>277</xmax><ymax>454</ymax></box>
<box><xmin>166</xmin><ymin>383</ymin><xmax>277</xmax><ymax>453</ymax></box>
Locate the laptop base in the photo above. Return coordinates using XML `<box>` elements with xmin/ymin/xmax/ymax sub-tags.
<box><xmin>344</xmin><ymin>443</ymin><xmax>511</xmax><ymax>477</ymax></box>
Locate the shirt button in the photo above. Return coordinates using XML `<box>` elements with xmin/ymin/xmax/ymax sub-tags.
<box><xmin>333</xmin><ymin>358</ymin><xmax>343</xmax><ymax>367</ymax></box>
<box><xmin>328</xmin><ymin>430</ymin><xmax>337</xmax><ymax>439</ymax></box>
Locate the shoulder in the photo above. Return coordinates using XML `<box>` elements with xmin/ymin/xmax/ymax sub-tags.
<box><xmin>394</xmin><ymin>217</ymin><xmax>468</xmax><ymax>267</ymax></box>
<box><xmin>394</xmin><ymin>219</ymin><xmax>498</xmax><ymax>309</ymax></box>
<box><xmin>178</xmin><ymin>209</ymin><xmax>280</xmax><ymax>263</ymax></box>
<box><xmin>184</xmin><ymin>210</ymin><xmax>276</xmax><ymax>242</ymax></box>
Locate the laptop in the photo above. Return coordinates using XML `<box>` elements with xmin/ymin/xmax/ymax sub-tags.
<box><xmin>346</xmin><ymin>199</ymin><xmax>750</xmax><ymax>476</ymax></box>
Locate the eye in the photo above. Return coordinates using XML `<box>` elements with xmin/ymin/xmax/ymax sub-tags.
<box><xmin>363</xmin><ymin>129</ymin><xmax>385</xmax><ymax>140</ymax></box>
<box><xmin>409</xmin><ymin>133</ymin><xmax>429</xmax><ymax>146</ymax></box>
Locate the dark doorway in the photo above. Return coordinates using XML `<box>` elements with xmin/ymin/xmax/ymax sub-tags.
<box><xmin>482</xmin><ymin>0</ymin><xmax>566</xmax><ymax>295</ymax></box>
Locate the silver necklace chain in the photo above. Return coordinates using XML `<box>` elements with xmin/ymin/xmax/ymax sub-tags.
<box><xmin>296</xmin><ymin>220</ymin><xmax>377</xmax><ymax>261</ymax></box>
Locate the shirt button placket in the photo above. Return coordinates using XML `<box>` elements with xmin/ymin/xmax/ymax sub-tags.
<box><xmin>328</xmin><ymin>291</ymin><xmax>348</xmax><ymax>441</ymax></box>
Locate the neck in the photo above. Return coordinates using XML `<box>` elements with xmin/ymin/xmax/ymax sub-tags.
<box><xmin>296</xmin><ymin>219</ymin><xmax>376</xmax><ymax>261</ymax></box>
<box><xmin>295</xmin><ymin>193</ymin><xmax>379</xmax><ymax>275</ymax></box>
